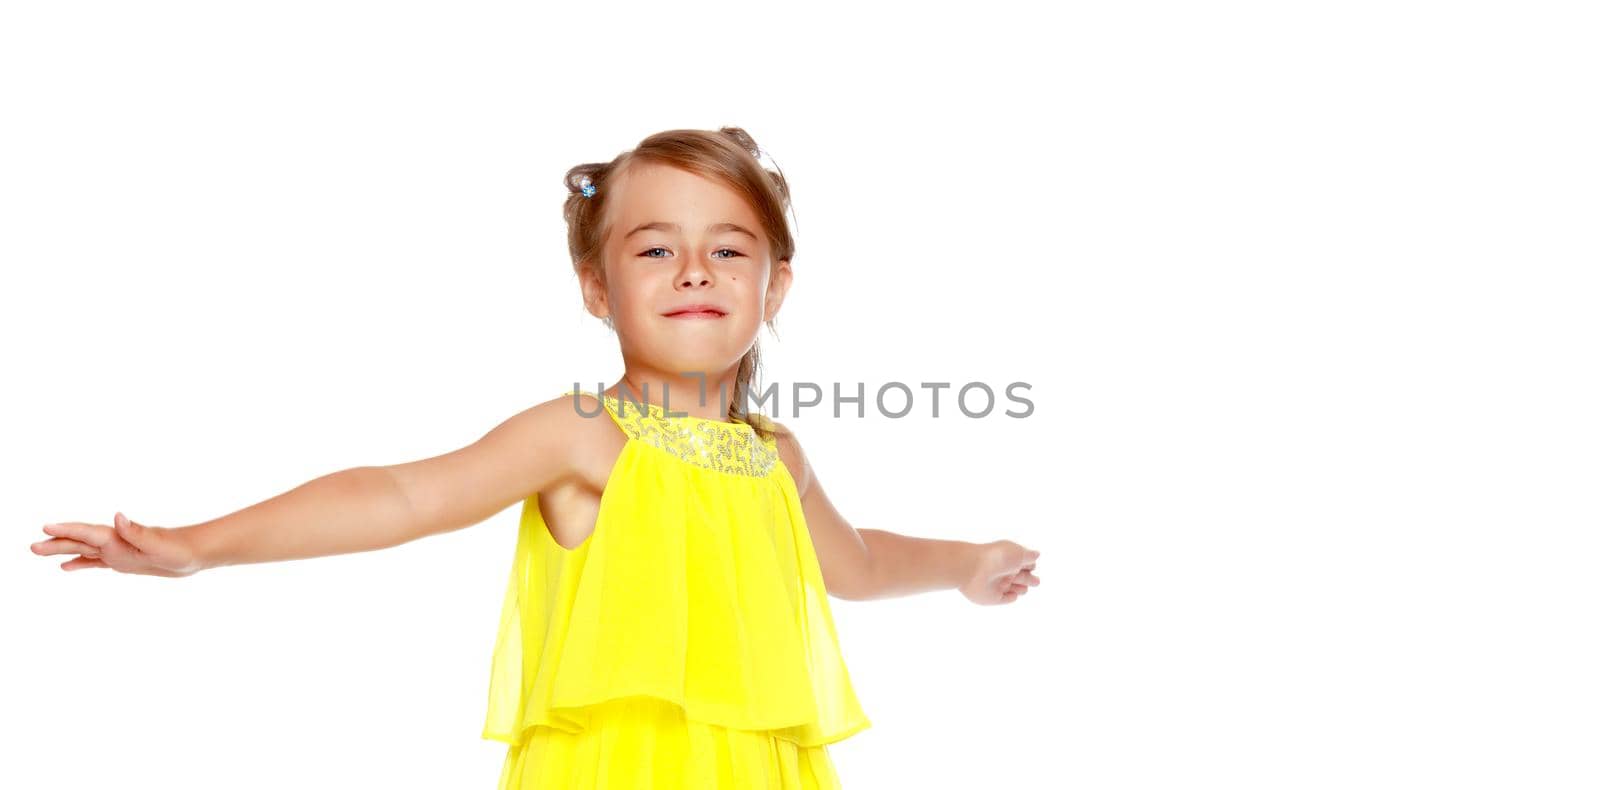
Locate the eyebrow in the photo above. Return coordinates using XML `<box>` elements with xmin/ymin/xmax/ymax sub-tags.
<box><xmin>623</xmin><ymin>221</ymin><xmax>759</xmax><ymax>241</ymax></box>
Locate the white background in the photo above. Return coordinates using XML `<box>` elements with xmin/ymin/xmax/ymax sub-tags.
<box><xmin>3</xmin><ymin>2</ymin><xmax>1596</xmax><ymax>788</ymax></box>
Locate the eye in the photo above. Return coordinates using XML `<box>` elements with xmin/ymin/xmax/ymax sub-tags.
<box><xmin>639</xmin><ymin>247</ymin><xmax>745</xmax><ymax>259</ymax></box>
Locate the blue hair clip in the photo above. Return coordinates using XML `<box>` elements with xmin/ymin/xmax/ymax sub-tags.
<box><xmin>579</xmin><ymin>175</ymin><xmax>596</xmax><ymax>198</ymax></box>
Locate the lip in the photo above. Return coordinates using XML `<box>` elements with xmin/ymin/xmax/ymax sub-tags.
<box><xmin>662</xmin><ymin>304</ymin><xmax>727</xmax><ymax>319</ymax></box>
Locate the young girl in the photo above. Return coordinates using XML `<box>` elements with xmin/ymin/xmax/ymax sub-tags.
<box><xmin>29</xmin><ymin>126</ymin><xmax>1043</xmax><ymax>789</ymax></box>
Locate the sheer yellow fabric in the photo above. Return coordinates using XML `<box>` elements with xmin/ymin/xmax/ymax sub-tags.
<box><xmin>482</xmin><ymin>390</ymin><xmax>871</xmax><ymax>788</ymax></box>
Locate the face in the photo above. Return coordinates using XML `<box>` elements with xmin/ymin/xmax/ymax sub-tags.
<box><xmin>580</xmin><ymin>162</ymin><xmax>792</xmax><ymax>379</ymax></box>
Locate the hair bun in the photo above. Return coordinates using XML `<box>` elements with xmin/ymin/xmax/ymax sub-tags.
<box><xmin>717</xmin><ymin>126</ymin><xmax>762</xmax><ymax>160</ymax></box>
<box><xmin>565</xmin><ymin>164</ymin><xmax>605</xmax><ymax>196</ymax></box>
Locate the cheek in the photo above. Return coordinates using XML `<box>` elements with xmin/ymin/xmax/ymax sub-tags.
<box><xmin>612</xmin><ymin>281</ymin><xmax>650</xmax><ymax>308</ymax></box>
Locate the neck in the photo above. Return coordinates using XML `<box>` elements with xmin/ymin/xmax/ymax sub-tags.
<box><xmin>606</xmin><ymin>367</ymin><xmax>743</xmax><ymax>423</ymax></box>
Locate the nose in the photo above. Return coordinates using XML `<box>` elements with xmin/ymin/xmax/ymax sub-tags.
<box><xmin>675</xmin><ymin>255</ymin><xmax>714</xmax><ymax>288</ymax></box>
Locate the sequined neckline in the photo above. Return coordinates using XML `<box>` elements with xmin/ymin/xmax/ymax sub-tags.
<box><xmin>567</xmin><ymin>389</ymin><xmax>779</xmax><ymax>478</ymax></box>
<box><xmin>589</xmin><ymin>389</ymin><xmax>756</xmax><ymax>431</ymax></box>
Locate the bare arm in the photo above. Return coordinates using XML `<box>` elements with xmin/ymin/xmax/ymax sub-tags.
<box><xmin>181</xmin><ymin>465</ymin><xmax>415</xmax><ymax>569</ymax></box>
<box><xmin>854</xmin><ymin>528</ymin><xmax>982</xmax><ymax>600</ymax></box>
<box><xmin>31</xmin><ymin>395</ymin><xmax>582</xmax><ymax>575</ymax></box>
<box><xmin>774</xmin><ymin>422</ymin><xmax>1043</xmax><ymax>605</ymax></box>
<box><xmin>185</xmin><ymin>396</ymin><xmax>583</xmax><ymax>570</ymax></box>
<box><xmin>771</xmin><ymin>424</ymin><xmax>873</xmax><ymax>600</ymax></box>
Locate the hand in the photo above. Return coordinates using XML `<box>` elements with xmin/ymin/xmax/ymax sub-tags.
<box><xmin>959</xmin><ymin>540</ymin><xmax>1042</xmax><ymax>605</ymax></box>
<box><xmin>30</xmin><ymin>512</ymin><xmax>202</xmax><ymax>578</ymax></box>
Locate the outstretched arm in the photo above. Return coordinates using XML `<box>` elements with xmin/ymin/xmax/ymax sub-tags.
<box><xmin>773</xmin><ymin>423</ymin><xmax>1042</xmax><ymax>604</ymax></box>
<box><xmin>31</xmin><ymin>395</ymin><xmax>582</xmax><ymax>576</ymax></box>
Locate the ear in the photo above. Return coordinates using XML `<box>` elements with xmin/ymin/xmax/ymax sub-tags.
<box><xmin>764</xmin><ymin>259</ymin><xmax>793</xmax><ymax>322</ymax></box>
<box><xmin>579</xmin><ymin>263</ymin><xmax>611</xmax><ymax>320</ymax></box>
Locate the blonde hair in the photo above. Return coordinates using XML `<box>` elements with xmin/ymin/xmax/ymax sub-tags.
<box><xmin>561</xmin><ymin>126</ymin><xmax>795</xmax><ymax>442</ymax></box>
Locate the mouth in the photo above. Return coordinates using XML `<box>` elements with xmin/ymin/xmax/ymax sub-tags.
<box><xmin>662</xmin><ymin>306</ymin><xmax>728</xmax><ymax>319</ymax></box>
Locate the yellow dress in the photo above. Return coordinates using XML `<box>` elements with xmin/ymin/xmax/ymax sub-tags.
<box><xmin>482</xmin><ymin>389</ymin><xmax>872</xmax><ymax>788</ymax></box>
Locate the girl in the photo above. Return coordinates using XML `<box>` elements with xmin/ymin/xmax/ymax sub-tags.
<box><xmin>29</xmin><ymin>126</ymin><xmax>1044</xmax><ymax>789</ymax></box>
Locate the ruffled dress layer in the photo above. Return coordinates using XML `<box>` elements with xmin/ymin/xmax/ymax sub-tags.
<box><xmin>481</xmin><ymin>390</ymin><xmax>871</xmax><ymax>789</ymax></box>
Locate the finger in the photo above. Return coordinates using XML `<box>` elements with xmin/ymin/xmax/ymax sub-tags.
<box><xmin>31</xmin><ymin>538</ymin><xmax>101</xmax><ymax>557</ymax></box>
<box><xmin>1009</xmin><ymin>584</ymin><xmax>1028</xmax><ymax>595</ymax></box>
<box><xmin>115</xmin><ymin>512</ymin><xmax>157</xmax><ymax>551</ymax></box>
<box><xmin>1017</xmin><ymin>570</ymin><xmax>1040</xmax><ymax>586</ymax></box>
<box><xmin>42</xmin><ymin>522</ymin><xmax>114</xmax><ymax>550</ymax></box>
<box><xmin>1000</xmin><ymin>589</ymin><xmax>1017</xmax><ymax>603</ymax></box>
<box><xmin>61</xmin><ymin>556</ymin><xmax>109</xmax><ymax>571</ymax></box>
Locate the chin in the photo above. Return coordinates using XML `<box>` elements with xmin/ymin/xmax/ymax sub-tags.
<box><xmin>651</xmin><ymin>351</ymin><xmax>745</xmax><ymax>377</ymax></box>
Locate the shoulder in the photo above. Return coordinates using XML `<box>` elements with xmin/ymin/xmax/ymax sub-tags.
<box><xmin>520</xmin><ymin>391</ymin><xmax>605</xmax><ymax>437</ymax></box>
<box><xmin>538</xmin><ymin>390</ymin><xmax>628</xmax><ymax>467</ymax></box>
<box><xmin>760</xmin><ymin>417</ymin><xmax>814</xmax><ymax>499</ymax></box>
<box><xmin>490</xmin><ymin>393</ymin><xmax>587</xmax><ymax>457</ymax></box>
<box><xmin>386</xmin><ymin>391</ymin><xmax>604</xmax><ymax>533</ymax></box>
<box><xmin>492</xmin><ymin>392</ymin><xmax>623</xmax><ymax>481</ymax></box>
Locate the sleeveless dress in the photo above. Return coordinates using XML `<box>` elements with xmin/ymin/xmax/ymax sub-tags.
<box><xmin>481</xmin><ymin>389</ymin><xmax>872</xmax><ymax>789</ymax></box>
